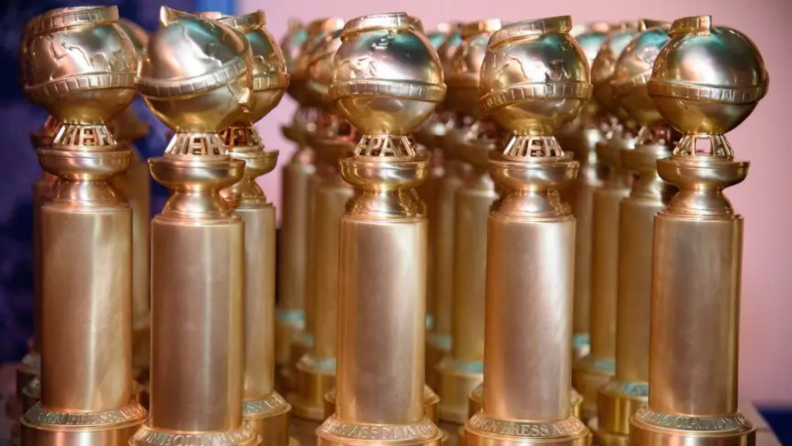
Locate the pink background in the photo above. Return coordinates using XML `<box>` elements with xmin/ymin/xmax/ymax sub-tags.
<box><xmin>242</xmin><ymin>0</ymin><xmax>792</xmax><ymax>404</ymax></box>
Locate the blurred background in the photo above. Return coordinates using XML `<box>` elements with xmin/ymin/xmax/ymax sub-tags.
<box><xmin>1</xmin><ymin>0</ymin><xmax>790</xmax><ymax>436</ymax></box>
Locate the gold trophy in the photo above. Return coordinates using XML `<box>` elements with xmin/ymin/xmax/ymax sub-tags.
<box><xmin>116</xmin><ymin>18</ymin><xmax>153</xmax><ymax>387</ymax></box>
<box><xmin>437</xmin><ymin>18</ymin><xmax>502</xmax><ymax>425</ymax></box>
<box><xmin>573</xmin><ymin>21</ymin><xmax>643</xmax><ymax>421</ymax></box>
<box><xmin>277</xmin><ymin>19</ymin><xmax>313</xmax><ymax>392</ymax></box>
<box><xmin>284</xmin><ymin>18</ymin><xmax>347</xmax><ymax>394</ymax></box>
<box><xmin>289</xmin><ymin>24</ymin><xmax>354</xmax><ymax>421</ymax></box>
<box><xmin>591</xmin><ymin>22</ymin><xmax>676</xmax><ymax>446</ymax></box>
<box><xmin>195</xmin><ymin>10</ymin><xmax>295</xmax><ymax>445</ymax></box>
<box><xmin>630</xmin><ymin>15</ymin><xmax>768</xmax><ymax>446</ymax></box>
<box><xmin>415</xmin><ymin>22</ymin><xmax>454</xmax><ymax>355</ymax></box>
<box><xmin>425</xmin><ymin>24</ymin><xmax>465</xmax><ymax>392</ymax></box>
<box><xmin>465</xmin><ymin>16</ymin><xmax>591</xmax><ymax>446</ymax></box>
<box><xmin>559</xmin><ymin>23</ymin><xmax>610</xmax><ymax>361</ymax></box>
<box><xmin>19</xmin><ymin>6</ymin><xmax>146</xmax><ymax>446</ymax></box>
<box><xmin>316</xmin><ymin>12</ymin><xmax>444</xmax><ymax>446</ymax></box>
<box><xmin>131</xmin><ymin>8</ymin><xmax>256</xmax><ymax>446</ymax></box>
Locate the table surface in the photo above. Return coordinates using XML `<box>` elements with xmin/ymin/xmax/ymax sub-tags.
<box><xmin>0</xmin><ymin>365</ymin><xmax>781</xmax><ymax>446</ymax></box>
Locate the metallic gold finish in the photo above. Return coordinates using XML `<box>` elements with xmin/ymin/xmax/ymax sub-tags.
<box><xmin>130</xmin><ymin>9</ymin><xmax>257</xmax><ymax>446</ymax></box>
<box><xmin>317</xmin><ymin>13</ymin><xmax>444</xmax><ymax>446</ymax></box>
<box><xmin>19</xmin><ymin>6</ymin><xmax>146</xmax><ymax>446</ymax></box>
<box><xmin>437</xmin><ymin>19</ymin><xmax>502</xmax><ymax>425</ymax></box>
<box><xmin>290</xmin><ymin>24</ymin><xmax>354</xmax><ymax>422</ymax></box>
<box><xmin>559</xmin><ymin>23</ymin><xmax>612</xmax><ymax>361</ymax></box>
<box><xmin>465</xmin><ymin>17</ymin><xmax>591</xmax><ymax>446</ymax></box>
<box><xmin>323</xmin><ymin>387</ymin><xmax>441</xmax><ymax>426</ymax></box>
<box><xmin>592</xmin><ymin>22</ymin><xmax>675</xmax><ymax>446</ymax></box>
<box><xmin>276</xmin><ymin>20</ymin><xmax>313</xmax><ymax>391</ymax></box>
<box><xmin>425</xmin><ymin>26</ymin><xmax>465</xmax><ymax>392</ymax></box>
<box><xmin>573</xmin><ymin>21</ymin><xmax>653</xmax><ymax>421</ymax></box>
<box><xmin>630</xmin><ymin>15</ymin><xmax>768</xmax><ymax>446</ymax></box>
<box><xmin>196</xmin><ymin>10</ymin><xmax>295</xmax><ymax>445</ymax></box>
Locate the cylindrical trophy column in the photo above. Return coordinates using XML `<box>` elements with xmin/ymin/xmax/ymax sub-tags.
<box><xmin>573</xmin><ymin>139</ymin><xmax>631</xmax><ymax>421</ymax></box>
<box><xmin>19</xmin><ymin>7</ymin><xmax>146</xmax><ymax>446</ymax></box>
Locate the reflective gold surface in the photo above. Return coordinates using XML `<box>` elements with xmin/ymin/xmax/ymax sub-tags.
<box><xmin>425</xmin><ymin>26</ymin><xmax>465</xmax><ymax>392</ymax></box>
<box><xmin>466</xmin><ymin>17</ymin><xmax>591</xmax><ymax>446</ymax></box>
<box><xmin>630</xmin><ymin>15</ymin><xmax>768</xmax><ymax>446</ymax></box>
<box><xmin>317</xmin><ymin>13</ymin><xmax>444</xmax><ymax>446</ymax></box>
<box><xmin>291</xmin><ymin>23</ymin><xmax>354</xmax><ymax>422</ymax></box>
<box><xmin>19</xmin><ymin>6</ymin><xmax>145</xmax><ymax>446</ymax></box>
<box><xmin>592</xmin><ymin>21</ymin><xmax>674</xmax><ymax>446</ymax></box>
<box><xmin>131</xmin><ymin>9</ymin><xmax>256</xmax><ymax>446</ymax></box>
<box><xmin>437</xmin><ymin>19</ymin><xmax>501</xmax><ymax>425</ymax></box>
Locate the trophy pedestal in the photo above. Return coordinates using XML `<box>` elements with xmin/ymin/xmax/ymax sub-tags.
<box><xmin>437</xmin><ymin>359</ymin><xmax>482</xmax><ymax>424</ymax></box>
<box><xmin>291</xmin><ymin>356</ymin><xmax>335</xmax><ymax>421</ymax></box>
<box><xmin>573</xmin><ymin>356</ymin><xmax>615</xmax><ymax>421</ymax></box>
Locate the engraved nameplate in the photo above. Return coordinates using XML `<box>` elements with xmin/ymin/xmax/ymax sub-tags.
<box><xmin>633</xmin><ymin>406</ymin><xmax>753</xmax><ymax>432</ymax></box>
<box><xmin>468</xmin><ymin>413</ymin><xmax>587</xmax><ymax>438</ymax></box>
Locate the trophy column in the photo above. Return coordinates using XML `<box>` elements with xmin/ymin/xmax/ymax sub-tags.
<box><xmin>593</xmin><ymin>23</ymin><xmax>674</xmax><ymax>445</ymax></box>
<box><xmin>630</xmin><ymin>15</ymin><xmax>767</xmax><ymax>446</ymax></box>
<box><xmin>465</xmin><ymin>17</ymin><xmax>590</xmax><ymax>446</ymax></box>
<box><xmin>131</xmin><ymin>9</ymin><xmax>257</xmax><ymax>446</ymax></box>
<box><xmin>317</xmin><ymin>13</ymin><xmax>444</xmax><ymax>446</ymax></box>
<box><xmin>19</xmin><ymin>7</ymin><xmax>146</xmax><ymax>446</ymax></box>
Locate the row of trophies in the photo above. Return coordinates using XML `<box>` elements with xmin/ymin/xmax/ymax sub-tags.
<box><xmin>6</xmin><ymin>5</ymin><xmax>768</xmax><ymax>446</ymax></box>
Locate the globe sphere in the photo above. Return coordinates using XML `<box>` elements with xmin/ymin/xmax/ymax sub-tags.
<box><xmin>480</xmin><ymin>16</ymin><xmax>591</xmax><ymax>136</ymax></box>
<box><xmin>446</xmin><ymin>19</ymin><xmax>502</xmax><ymax>118</ymax></box>
<box><xmin>649</xmin><ymin>16</ymin><xmax>768</xmax><ymax>135</ymax></box>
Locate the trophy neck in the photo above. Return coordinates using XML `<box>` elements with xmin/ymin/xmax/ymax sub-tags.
<box><xmin>220</xmin><ymin>126</ymin><xmax>278</xmax><ymax>209</ymax></box>
<box><xmin>658</xmin><ymin>134</ymin><xmax>748</xmax><ymax>217</ymax></box>
<box><xmin>623</xmin><ymin>126</ymin><xmax>678</xmax><ymax>202</ymax></box>
<box><xmin>151</xmin><ymin>132</ymin><xmax>245</xmax><ymax>222</ymax></box>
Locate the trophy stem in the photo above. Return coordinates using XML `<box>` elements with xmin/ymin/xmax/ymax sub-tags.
<box><xmin>593</xmin><ymin>132</ymin><xmax>675</xmax><ymax>446</ymax></box>
<box><xmin>437</xmin><ymin>127</ymin><xmax>495</xmax><ymax>424</ymax></box>
<box><xmin>21</xmin><ymin>121</ymin><xmax>146</xmax><ymax>446</ymax></box>
<box><xmin>573</xmin><ymin>133</ymin><xmax>632</xmax><ymax>421</ymax></box>
<box><xmin>557</xmin><ymin>126</ymin><xmax>606</xmax><ymax>361</ymax></box>
<box><xmin>630</xmin><ymin>141</ymin><xmax>755</xmax><ymax>446</ymax></box>
<box><xmin>277</xmin><ymin>108</ymin><xmax>318</xmax><ymax>392</ymax></box>
<box><xmin>465</xmin><ymin>138</ymin><xmax>588</xmax><ymax>446</ymax></box>
<box><xmin>131</xmin><ymin>132</ymin><xmax>255</xmax><ymax>446</ymax></box>
<box><xmin>317</xmin><ymin>138</ymin><xmax>442</xmax><ymax>446</ymax></box>
<box><xmin>220</xmin><ymin>126</ymin><xmax>293</xmax><ymax>445</ymax></box>
<box><xmin>291</xmin><ymin>130</ymin><xmax>354</xmax><ymax>421</ymax></box>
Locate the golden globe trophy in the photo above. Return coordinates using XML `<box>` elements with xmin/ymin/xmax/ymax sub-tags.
<box><xmin>425</xmin><ymin>24</ymin><xmax>465</xmax><ymax>393</ymax></box>
<box><xmin>465</xmin><ymin>16</ymin><xmax>591</xmax><ymax>446</ymax></box>
<box><xmin>197</xmin><ymin>10</ymin><xmax>295</xmax><ymax>445</ymax></box>
<box><xmin>559</xmin><ymin>22</ymin><xmax>610</xmax><ymax>361</ymax></box>
<box><xmin>573</xmin><ymin>20</ymin><xmax>643</xmax><ymax>421</ymax></box>
<box><xmin>591</xmin><ymin>21</ymin><xmax>675</xmax><ymax>446</ymax></box>
<box><xmin>285</xmin><ymin>18</ymin><xmax>347</xmax><ymax>395</ymax></box>
<box><xmin>290</xmin><ymin>24</ymin><xmax>354</xmax><ymax>422</ymax></box>
<box><xmin>276</xmin><ymin>19</ymin><xmax>312</xmax><ymax>392</ymax></box>
<box><xmin>130</xmin><ymin>8</ymin><xmax>256</xmax><ymax>446</ymax></box>
<box><xmin>19</xmin><ymin>6</ymin><xmax>146</xmax><ymax>446</ymax></box>
<box><xmin>630</xmin><ymin>15</ymin><xmax>768</xmax><ymax>446</ymax></box>
<box><xmin>316</xmin><ymin>12</ymin><xmax>444</xmax><ymax>446</ymax></box>
<box><xmin>437</xmin><ymin>18</ymin><xmax>501</xmax><ymax>425</ymax></box>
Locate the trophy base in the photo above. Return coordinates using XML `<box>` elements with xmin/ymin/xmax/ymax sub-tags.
<box><xmin>594</xmin><ymin>379</ymin><xmax>647</xmax><ymax>444</ymax></box>
<box><xmin>465</xmin><ymin>412</ymin><xmax>590</xmax><ymax>446</ymax></box>
<box><xmin>289</xmin><ymin>355</ymin><xmax>335</xmax><ymax>421</ymax></box>
<box><xmin>588</xmin><ymin>418</ymin><xmax>627</xmax><ymax>446</ymax></box>
<box><xmin>131</xmin><ymin>422</ymin><xmax>258</xmax><ymax>446</ymax></box>
<box><xmin>436</xmin><ymin>358</ymin><xmax>482</xmax><ymax>424</ymax></box>
<box><xmin>467</xmin><ymin>387</ymin><xmax>583</xmax><ymax>420</ymax></box>
<box><xmin>244</xmin><ymin>393</ymin><xmax>293</xmax><ymax>446</ymax></box>
<box><xmin>22</xmin><ymin>402</ymin><xmax>146</xmax><ymax>446</ymax></box>
<box><xmin>276</xmin><ymin>309</ymin><xmax>305</xmax><ymax>391</ymax></box>
<box><xmin>324</xmin><ymin>386</ymin><xmax>441</xmax><ymax>425</ymax></box>
<box><xmin>572</xmin><ymin>355</ymin><xmax>614</xmax><ymax>421</ymax></box>
<box><xmin>629</xmin><ymin>406</ymin><xmax>756</xmax><ymax>446</ymax></box>
<box><xmin>426</xmin><ymin>332</ymin><xmax>451</xmax><ymax>392</ymax></box>
<box><xmin>317</xmin><ymin>415</ymin><xmax>443</xmax><ymax>446</ymax></box>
